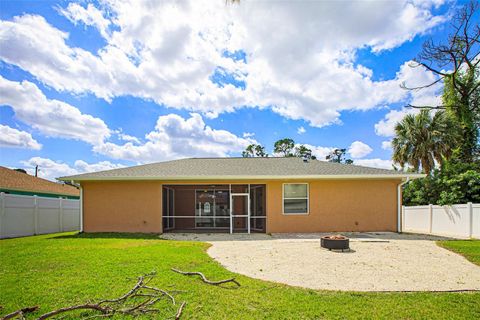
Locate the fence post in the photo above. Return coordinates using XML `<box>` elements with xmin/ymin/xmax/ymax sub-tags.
<box><xmin>429</xmin><ymin>204</ymin><xmax>433</xmax><ymax>234</ymax></box>
<box><xmin>401</xmin><ymin>205</ymin><xmax>405</xmax><ymax>231</ymax></box>
<box><xmin>33</xmin><ymin>195</ymin><xmax>38</xmax><ymax>235</ymax></box>
<box><xmin>468</xmin><ymin>202</ymin><xmax>473</xmax><ymax>238</ymax></box>
<box><xmin>59</xmin><ymin>197</ymin><xmax>64</xmax><ymax>232</ymax></box>
<box><xmin>0</xmin><ymin>192</ymin><xmax>5</xmax><ymax>239</ymax></box>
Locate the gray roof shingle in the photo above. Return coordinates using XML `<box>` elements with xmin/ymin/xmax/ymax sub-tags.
<box><xmin>59</xmin><ymin>157</ymin><xmax>423</xmax><ymax>181</ymax></box>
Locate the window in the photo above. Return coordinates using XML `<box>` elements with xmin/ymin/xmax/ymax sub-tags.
<box><xmin>283</xmin><ymin>183</ymin><xmax>308</xmax><ymax>214</ymax></box>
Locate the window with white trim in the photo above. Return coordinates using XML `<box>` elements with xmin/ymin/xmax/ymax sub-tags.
<box><xmin>283</xmin><ymin>183</ymin><xmax>308</xmax><ymax>214</ymax></box>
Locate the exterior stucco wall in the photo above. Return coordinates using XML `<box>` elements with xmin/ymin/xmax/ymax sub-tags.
<box><xmin>82</xmin><ymin>181</ymin><xmax>162</xmax><ymax>233</ymax></box>
<box><xmin>266</xmin><ymin>179</ymin><xmax>401</xmax><ymax>233</ymax></box>
<box><xmin>81</xmin><ymin>179</ymin><xmax>401</xmax><ymax>233</ymax></box>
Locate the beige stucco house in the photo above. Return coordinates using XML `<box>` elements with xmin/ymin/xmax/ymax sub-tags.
<box><xmin>60</xmin><ymin>157</ymin><xmax>423</xmax><ymax>234</ymax></box>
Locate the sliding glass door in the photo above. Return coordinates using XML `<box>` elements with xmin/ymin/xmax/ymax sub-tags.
<box><xmin>195</xmin><ymin>189</ymin><xmax>230</xmax><ymax>229</ymax></box>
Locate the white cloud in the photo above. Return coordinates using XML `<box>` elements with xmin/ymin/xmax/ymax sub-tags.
<box><xmin>297</xmin><ymin>126</ymin><xmax>306</xmax><ymax>134</ymax></box>
<box><xmin>365</xmin><ymin>1</ymin><xmax>446</xmax><ymax>52</ymax></box>
<box><xmin>375</xmin><ymin>108</ymin><xmax>418</xmax><ymax>137</ymax></box>
<box><xmin>0</xmin><ymin>74</ymin><xmax>257</xmax><ymax>162</ymax></box>
<box><xmin>93</xmin><ymin>113</ymin><xmax>255</xmax><ymax>162</ymax></box>
<box><xmin>348</xmin><ymin>141</ymin><xmax>373</xmax><ymax>159</ymax></box>
<box><xmin>58</xmin><ymin>3</ymin><xmax>111</xmax><ymax>39</ymax></box>
<box><xmin>397</xmin><ymin>60</ymin><xmax>443</xmax><ymax>107</ymax></box>
<box><xmin>374</xmin><ymin>60</ymin><xmax>442</xmax><ymax>137</ymax></box>
<box><xmin>0</xmin><ymin>124</ymin><xmax>42</xmax><ymax>150</ymax></box>
<box><xmin>382</xmin><ymin>140</ymin><xmax>392</xmax><ymax>150</ymax></box>
<box><xmin>21</xmin><ymin>157</ymin><xmax>124</xmax><ymax>181</ymax></box>
<box><xmin>22</xmin><ymin>157</ymin><xmax>77</xmax><ymax>181</ymax></box>
<box><xmin>353</xmin><ymin>158</ymin><xmax>394</xmax><ymax>170</ymax></box>
<box><xmin>0</xmin><ymin>76</ymin><xmax>111</xmax><ymax>145</ymax></box>
<box><xmin>0</xmin><ymin>1</ymin><xmax>447</xmax><ymax>127</ymax></box>
<box><xmin>72</xmin><ymin>159</ymin><xmax>125</xmax><ymax>174</ymax></box>
<box><xmin>0</xmin><ymin>15</ymin><xmax>114</xmax><ymax>100</ymax></box>
<box><xmin>116</xmin><ymin>132</ymin><xmax>141</xmax><ymax>144</ymax></box>
<box><xmin>243</xmin><ymin>132</ymin><xmax>255</xmax><ymax>138</ymax></box>
<box><xmin>303</xmin><ymin>144</ymin><xmax>336</xmax><ymax>161</ymax></box>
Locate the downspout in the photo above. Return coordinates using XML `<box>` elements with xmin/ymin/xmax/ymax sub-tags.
<box><xmin>397</xmin><ymin>178</ymin><xmax>410</xmax><ymax>233</ymax></box>
<box><xmin>79</xmin><ymin>184</ymin><xmax>83</xmax><ymax>233</ymax></box>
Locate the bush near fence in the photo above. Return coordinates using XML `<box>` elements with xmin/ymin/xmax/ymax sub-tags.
<box><xmin>0</xmin><ymin>192</ymin><xmax>80</xmax><ymax>239</ymax></box>
<box><xmin>402</xmin><ymin>202</ymin><xmax>479</xmax><ymax>239</ymax></box>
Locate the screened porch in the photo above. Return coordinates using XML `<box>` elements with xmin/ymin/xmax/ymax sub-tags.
<box><xmin>162</xmin><ymin>184</ymin><xmax>266</xmax><ymax>233</ymax></box>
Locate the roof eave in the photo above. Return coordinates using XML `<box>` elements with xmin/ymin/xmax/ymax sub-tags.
<box><xmin>0</xmin><ymin>186</ymin><xmax>80</xmax><ymax>197</ymax></box>
<box><xmin>59</xmin><ymin>173</ymin><xmax>426</xmax><ymax>182</ymax></box>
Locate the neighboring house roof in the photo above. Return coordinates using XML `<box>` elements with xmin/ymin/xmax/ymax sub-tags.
<box><xmin>60</xmin><ymin>157</ymin><xmax>424</xmax><ymax>181</ymax></box>
<box><xmin>0</xmin><ymin>166</ymin><xmax>80</xmax><ymax>197</ymax></box>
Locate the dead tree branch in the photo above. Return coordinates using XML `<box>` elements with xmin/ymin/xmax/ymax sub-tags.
<box><xmin>36</xmin><ymin>304</ymin><xmax>110</xmax><ymax>320</ymax></box>
<box><xmin>97</xmin><ymin>272</ymin><xmax>148</xmax><ymax>305</ymax></box>
<box><xmin>0</xmin><ymin>273</ymin><xmax>183</xmax><ymax>320</ymax></box>
<box><xmin>142</xmin><ymin>286</ymin><xmax>176</xmax><ymax>305</ymax></box>
<box><xmin>0</xmin><ymin>306</ymin><xmax>38</xmax><ymax>320</ymax></box>
<box><xmin>402</xmin><ymin>1</ymin><xmax>480</xmax><ymax>112</ymax></box>
<box><xmin>171</xmin><ymin>268</ymin><xmax>241</xmax><ymax>287</ymax></box>
<box><xmin>175</xmin><ymin>302</ymin><xmax>186</xmax><ymax>320</ymax></box>
<box><xmin>405</xmin><ymin>104</ymin><xmax>446</xmax><ymax>110</ymax></box>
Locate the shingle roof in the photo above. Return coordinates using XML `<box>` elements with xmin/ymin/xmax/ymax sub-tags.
<box><xmin>59</xmin><ymin>157</ymin><xmax>423</xmax><ymax>181</ymax></box>
<box><xmin>0</xmin><ymin>166</ymin><xmax>80</xmax><ymax>196</ymax></box>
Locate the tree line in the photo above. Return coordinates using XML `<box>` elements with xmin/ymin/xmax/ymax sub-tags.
<box><xmin>242</xmin><ymin>138</ymin><xmax>353</xmax><ymax>163</ymax></box>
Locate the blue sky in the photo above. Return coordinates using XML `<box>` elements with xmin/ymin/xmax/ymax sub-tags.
<box><xmin>0</xmin><ymin>0</ymin><xmax>455</xmax><ymax>180</ymax></box>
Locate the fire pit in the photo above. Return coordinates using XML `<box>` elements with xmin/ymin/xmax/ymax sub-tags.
<box><xmin>321</xmin><ymin>235</ymin><xmax>349</xmax><ymax>251</ymax></box>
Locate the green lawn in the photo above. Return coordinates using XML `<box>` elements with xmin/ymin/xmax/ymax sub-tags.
<box><xmin>437</xmin><ymin>240</ymin><xmax>480</xmax><ymax>266</ymax></box>
<box><xmin>1</xmin><ymin>233</ymin><xmax>479</xmax><ymax>319</ymax></box>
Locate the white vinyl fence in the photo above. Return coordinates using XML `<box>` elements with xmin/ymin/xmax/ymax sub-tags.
<box><xmin>402</xmin><ymin>203</ymin><xmax>480</xmax><ymax>239</ymax></box>
<box><xmin>0</xmin><ymin>192</ymin><xmax>80</xmax><ymax>239</ymax></box>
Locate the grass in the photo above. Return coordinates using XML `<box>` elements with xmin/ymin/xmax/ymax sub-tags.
<box><xmin>437</xmin><ymin>240</ymin><xmax>480</xmax><ymax>266</ymax></box>
<box><xmin>0</xmin><ymin>233</ymin><xmax>479</xmax><ymax>319</ymax></box>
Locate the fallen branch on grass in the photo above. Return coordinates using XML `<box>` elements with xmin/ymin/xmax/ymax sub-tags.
<box><xmin>0</xmin><ymin>273</ymin><xmax>183</xmax><ymax>320</ymax></box>
<box><xmin>0</xmin><ymin>306</ymin><xmax>39</xmax><ymax>320</ymax></box>
<box><xmin>171</xmin><ymin>268</ymin><xmax>240</xmax><ymax>287</ymax></box>
<box><xmin>36</xmin><ymin>304</ymin><xmax>110</xmax><ymax>320</ymax></box>
<box><xmin>175</xmin><ymin>301</ymin><xmax>186</xmax><ymax>320</ymax></box>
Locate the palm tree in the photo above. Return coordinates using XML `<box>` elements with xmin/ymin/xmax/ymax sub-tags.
<box><xmin>392</xmin><ymin>110</ymin><xmax>458</xmax><ymax>173</ymax></box>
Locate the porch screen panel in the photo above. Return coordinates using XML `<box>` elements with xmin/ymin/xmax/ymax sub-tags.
<box><xmin>250</xmin><ymin>185</ymin><xmax>266</xmax><ymax>231</ymax></box>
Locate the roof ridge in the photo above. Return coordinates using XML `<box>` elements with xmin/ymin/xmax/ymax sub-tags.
<box><xmin>187</xmin><ymin>156</ymin><xmax>288</xmax><ymax>159</ymax></box>
<box><xmin>58</xmin><ymin>156</ymin><xmax>423</xmax><ymax>181</ymax></box>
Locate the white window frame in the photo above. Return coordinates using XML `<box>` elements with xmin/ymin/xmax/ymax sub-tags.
<box><xmin>282</xmin><ymin>183</ymin><xmax>309</xmax><ymax>215</ymax></box>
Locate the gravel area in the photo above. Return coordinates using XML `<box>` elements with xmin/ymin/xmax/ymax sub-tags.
<box><xmin>162</xmin><ymin>232</ymin><xmax>480</xmax><ymax>292</ymax></box>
